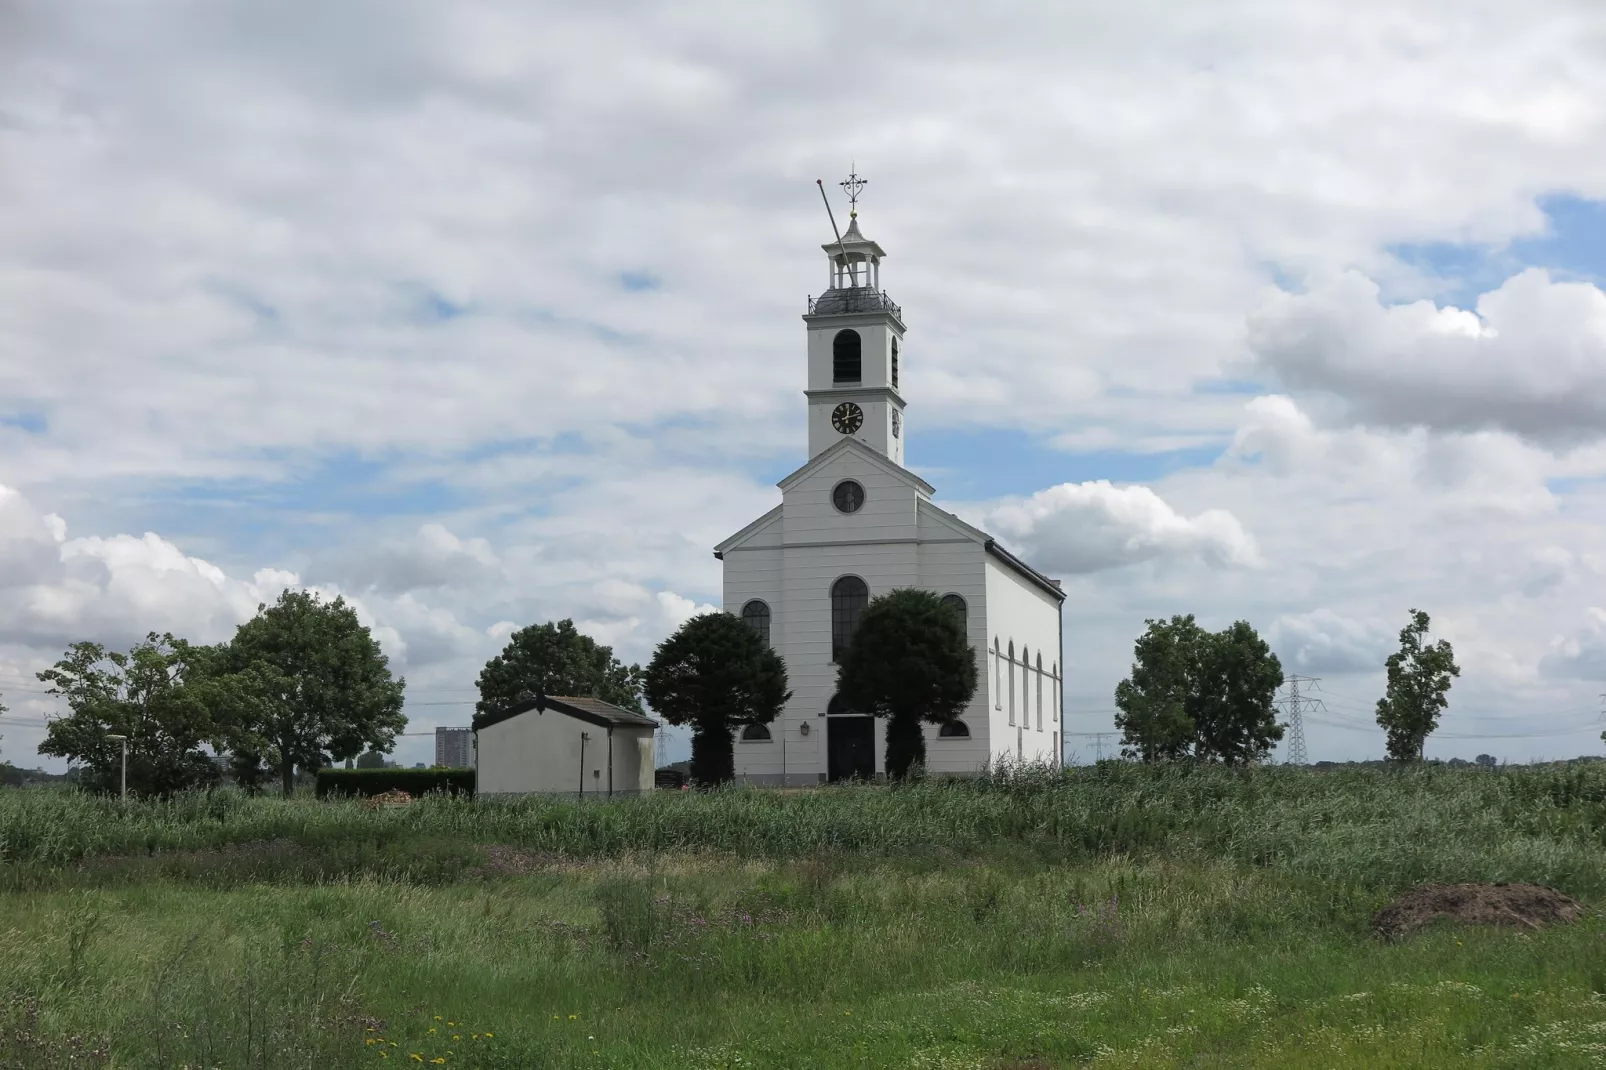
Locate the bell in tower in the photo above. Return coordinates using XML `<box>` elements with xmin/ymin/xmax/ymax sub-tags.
<box><xmin>803</xmin><ymin>172</ymin><xmax>908</xmax><ymax>467</ymax></box>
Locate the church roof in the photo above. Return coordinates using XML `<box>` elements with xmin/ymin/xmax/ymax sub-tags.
<box><xmin>776</xmin><ymin>436</ymin><xmax>935</xmax><ymax>496</ymax></box>
<box><xmin>821</xmin><ymin>214</ymin><xmax>886</xmax><ymax>258</ymax></box>
<box><xmin>472</xmin><ymin>695</ymin><xmax>658</xmax><ymax>733</ymax></box>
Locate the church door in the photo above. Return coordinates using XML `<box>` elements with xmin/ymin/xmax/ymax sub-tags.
<box><xmin>828</xmin><ymin>716</ymin><xmax>875</xmax><ymax>782</ymax></box>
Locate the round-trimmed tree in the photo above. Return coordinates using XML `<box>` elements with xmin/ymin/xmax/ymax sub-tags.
<box><xmin>643</xmin><ymin>612</ymin><xmax>789</xmax><ymax>787</ymax></box>
<box><xmin>836</xmin><ymin>588</ymin><xmax>977</xmax><ymax>780</ymax></box>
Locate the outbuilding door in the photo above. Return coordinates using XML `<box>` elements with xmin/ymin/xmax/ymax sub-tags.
<box><xmin>827</xmin><ymin>716</ymin><xmax>874</xmax><ymax>782</ymax></box>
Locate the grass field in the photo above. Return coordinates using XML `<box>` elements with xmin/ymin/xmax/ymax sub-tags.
<box><xmin>1</xmin><ymin>763</ymin><xmax>1604</xmax><ymax>1068</ymax></box>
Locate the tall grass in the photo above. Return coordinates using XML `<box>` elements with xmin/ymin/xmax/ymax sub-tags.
<box><xmin>3</xmin><ymin>762</ymin><xmax>1604</xmax><ymax>895</ymax></box>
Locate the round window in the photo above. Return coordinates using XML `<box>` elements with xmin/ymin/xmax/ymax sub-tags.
<box><xmin>832</xmin><ymin>480</ymin><xmax>865</xmax><ymax>513</ymax></box>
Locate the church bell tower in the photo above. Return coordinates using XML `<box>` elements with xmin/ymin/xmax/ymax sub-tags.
<box><xmin>803</xmin><ymin>172</ymin><xmax>907</xmax><ymax>466</ymax></box>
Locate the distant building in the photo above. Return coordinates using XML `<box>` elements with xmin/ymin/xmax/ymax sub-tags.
<box><xmin>472</xmin><ymin>696</ymin><xmax>657</xmax><ymax>797</ymax></box>
<box><xmin>435</xmin><ymin>727</ymin><xmax>474</xmax><ymax>769</ymax></box>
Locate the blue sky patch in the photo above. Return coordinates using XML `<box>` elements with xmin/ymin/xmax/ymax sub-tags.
<box><xmin>619</xmin><ymin>270</ymin><xmax>661</xmax><ymax>292</ymax></box>
<box><xmin>0</xmin><ymin>412</ymin><xmax>47</xmax><ymax>434</ymax></box>
<box><xmin>1388</xmin><ymin>193</ymin><xmax>1606</xmax><ymax>308</ymax></box>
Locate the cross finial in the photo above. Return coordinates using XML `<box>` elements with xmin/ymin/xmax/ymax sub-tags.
<box><xmin>840</xmin><ymin>167</ymin><xmax>867</xmax><ymax>217</ymax></box>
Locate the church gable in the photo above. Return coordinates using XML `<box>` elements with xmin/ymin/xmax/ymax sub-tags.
<box><xmin>777</xmin><ymin>438</ymin><xmax>929</xmax><ymax>544</ymax></box>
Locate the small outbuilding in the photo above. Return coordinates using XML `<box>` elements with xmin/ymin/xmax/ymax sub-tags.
<box><xmin>471</xmin><ymin>695</ymin><xmax>658</xmax><ymax>797</ymax></box>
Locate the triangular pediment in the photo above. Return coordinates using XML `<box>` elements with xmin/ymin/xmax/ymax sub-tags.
<box><xmin>775</xmin><ymin>438</ymin><xmax>935</xmax><ymax>497</ymax></box>
<box><xmin>714</xmin><ymin>504</ymin><xmax>782</xmax><ymax>556</ymax></box>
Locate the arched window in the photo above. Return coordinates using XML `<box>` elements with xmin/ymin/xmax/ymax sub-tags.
<box><xmin>740</xmin><ymin>599</ymin><xmax>771</xmax><ymax>646</ymax></box>
<box><xmin>1036</xmin><ymin>652</ymin><xmax>1044</xmax><ymax>731</ymax></box>
<box><xmin>938</xmin><ymin>721</ymin><xmax>970</xmax><ymax>738</ymax></box>
<box><xmin>940</xmin><ymin>593</ymin><xmax>967</xmax><ymax>633</ymax></box>
<box><xmin>827</xmin><ymin>693</ymin><xmax>851</xmax><ymax>716</ymax></box>
<box><xmin>891</xmin><ymin>337</ymin><xmax>900</xmax><ymax>389</ymax></box>
<box><xmin>740</xmin><ymin>723</ymin><xmax>772</xmax><ymax>742</ymax></box>
<box><xmin>993</xmin><ymin>638</ymin><xmax>1002</xmax><ymax>709</ymax></box>
<box><xmin>833</xmin><ymin>329</ymin><xmax>861</xmax><ymax>383</ymax></box>
<box><xmin>830</xmin><ymin>576</ymin><xmax>869</xmax><ymax>662</ymax></box>
<box><xmin>1007</xmin><ymin>641</ymin><xmax>1016</xmax><ymax>726</ymax></box>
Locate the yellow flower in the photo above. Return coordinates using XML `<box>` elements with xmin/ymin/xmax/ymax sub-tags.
<box><xmin>447</xmin><ymin>1021</ymin><xmax>456</xmax><ymax>1027</ymax></box>
<box><xmin>367</xmin><ymin>1039</ymin><xmax>376</xmax><ymax>1046</ymax></box>
<box><xmin>843</xmin><ymin>1010</ymin><xmax>852</xmax><ymax>1016</ymax></box>
<box><xmin>380</xmin><ymin>1053</ymin><xmax>389</xmax><ymax>1060</ymax></box>
<box><xmin>427</xmin><ymin>1028</ymin><xmax>437</xmax><ymax>1035</ymax></box>
<box><xmin>432</xmin><ymin>1060</ymin><xmax>446</xmax><ymax>1066</ymax></box>
<box><xmin>410</xmin><ymin>1056</ymin><xmax>424</xmax><ymax>1064</ymax></box>
<box><xmin>433</xmin><ymin>1016</ymin><xmax>442</xmax><ymax>1021</ymax></box>
<box><xmin>552</xmin><ymin>1016</ymin><xmax>559</xmax><ymax>1020</ymax></box>
<box><xmin>569</xmin><ymin>1014</ymin><xmax>579</xmax><ymax>1020</ymax></box>
<box><xmin>484</xmin><ymin>1032</ymin><xmax>494</xmax><ymax>1038</ymax></box>
<box><xmin>452</xmin><ymin>1035</ymin><xmax>461</xmax><ymax>1041</ymax></box>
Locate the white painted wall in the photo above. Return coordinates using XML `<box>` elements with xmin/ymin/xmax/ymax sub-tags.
<box><xmin>477</xmin><ymin>711</ymin><xmax>655</xmax><ymax>796</ymax></box>
<box><xmin>984</xmin><ymin>556</ymin><xmax>1063</xmax><ymax>766</ymax></box>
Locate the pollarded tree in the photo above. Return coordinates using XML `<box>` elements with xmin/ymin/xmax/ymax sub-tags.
<box><xmin>477</xmin><ymin>618</ymin><xmax>645</xmax><ymax>716</ymax></box>
<box><xmin>37</xmin><ymin>633</ymin><xmax>221</xmax><ymax>796</ymax></box>
<box><xmin>643</xmin><ymin>612</ymin><xmax>789</xmax><ymax>787</ymax></box>
<box><xmin>1114</xmin><ymin>615</ymin><xmax>1284</xmax><ymax>764</ymax></box>
<box><xmin>215</xmin><ymin>590</ymin><xmax>407</xmax><ymax>796</ymax></box>
<box><xmin>1375</xmin><ymin>609</ymin><xmax>1460</xmax><ymax>762</ymax></box>
<box><xmin>836</xmin><ymin>588</ymin><xmax>977</xmax><ymax>780</ymax></box>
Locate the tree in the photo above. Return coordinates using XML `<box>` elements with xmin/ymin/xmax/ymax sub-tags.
<box><xmin>215</xmin><ymin>590</ymin><xmax>407</xmax><ymax>797</ymax></box>
<box><xmin>356</xmin><ymin>750</ymin><xmax>387</xmax><ymax>769</ymax></box>
<box><xmin>1114</xmin><ymin>615</ymin><xmax>1285</xmax><ymax>764</ymax></box>
<box><xmin>643</xmin><ymin>612</ymin><xmax>789</xmax><ymax>786</ymax></box>
<box><xmin>476</xmin><ymin>619</ymin><xmax>645</xmax><ymax>716</ymax></box>
<box><xmin>836</xmin><ymin>589</ymin><xmax>977</xmax><ymax>780</ymax></box>
<box><xmin>37</xmin><ymin>633</ymin><xmax>221</xmax><ymax>796</ymax></box>
<box><xmin>1375</xmin><ymin>609</ymin><xmax>1460</xmax><ymax>762</ymax></box>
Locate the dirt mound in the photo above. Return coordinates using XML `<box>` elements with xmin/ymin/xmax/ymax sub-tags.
<box><xmin>1372</xmin><ymin>882</ymin><xmax>1586</xmax><ymax>940</ymax></box>
<box><xmin>363</xmin><ymin>788</ymin><xmax>413</xmax><ymax>809</ymax></box>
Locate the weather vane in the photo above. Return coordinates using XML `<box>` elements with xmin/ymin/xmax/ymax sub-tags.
<box><xmin>840</xmin><ymin>167</ymin><xmax>867</xmax><ymax>216</ymax></box>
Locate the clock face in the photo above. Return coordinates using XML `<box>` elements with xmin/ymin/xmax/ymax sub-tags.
<box><xmin>831</xmin><ymin>402</ymin><xmax>864</xmax><ymax>435</ymax></box>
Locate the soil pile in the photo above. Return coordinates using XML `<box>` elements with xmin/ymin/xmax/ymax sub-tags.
<box><xmin>1372</xmin><ymin>882</ymin><xmax>1586</xmax><ymax>940</ymax></box>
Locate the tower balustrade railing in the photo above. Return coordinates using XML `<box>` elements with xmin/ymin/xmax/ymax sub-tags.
<box><xmin>806</xmin><ymin>288</ymin><xmax>902</xmax><ymax>319</ymax></box>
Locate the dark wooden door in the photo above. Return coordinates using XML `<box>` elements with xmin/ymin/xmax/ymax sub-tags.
<box><xmin>828</xmin><ymin>716</ymin><xmax>875</xmax><ymax>782</ymax></box>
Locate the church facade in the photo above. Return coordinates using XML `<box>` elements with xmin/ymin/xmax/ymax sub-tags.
<box><xmin>715</xmin><ymin>202</ymin><xmax>1065</xmax><ymax>783</ymax></box>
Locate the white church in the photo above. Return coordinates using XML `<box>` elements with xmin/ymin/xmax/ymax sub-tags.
<box><xmin>715</xmin><ymin>183</ymin><xmax>1065</xmax><ymax>783</ymax></box>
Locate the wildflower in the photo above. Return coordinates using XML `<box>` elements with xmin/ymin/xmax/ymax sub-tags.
<box><xmin>484</xmin><ymin>1032</ymin><xmax>494</xmax><ymax>1038</ymax></box>
<box><xmin>432</xmin><ymin>1060</ymin><xmax>446</xmax><ymax>1065</ymax></box>
<box><xmin>447</xmin><ymin>1021</ymin><xmax>457</xmax><ymax>1027</ymax></box>
<box><xmin>452</xmin><ymin>1035</ymin><xmax>461</xmax><ymax>1041</ymax></box>
<box><xmin>433</xmin><ymin>1016</ymin><xmax>442</xmax><ymax>1021</ymax></box>
<box><xmin>380</xmin><ymin>1053</ymin><xmax>389</xmax><ymax>1059</ymax></box>
<box><xmin>569</xmin><ymin>1014</ymin><xmax>579</xmax><ymax>1020</ymax></box>
<box><xmin>427</xmin><ymin>1028</ymin><xmax>437</xmax><ymax>1035</ymax></box>
<box><xmin>844</xmin><ymin>1010</ymin><xmax>852</xmax><ymax>1016</ymax></box>
<box><xmin>410</xmin><ymin>1056</ymin><xmax>424</xmax><ymax>1064</ymax></box>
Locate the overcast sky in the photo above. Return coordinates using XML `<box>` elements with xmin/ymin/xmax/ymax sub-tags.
<box><xmin>3</xmin><ymin>0</ymin><xmax>1606</xmax><ymax>769</ymax></box>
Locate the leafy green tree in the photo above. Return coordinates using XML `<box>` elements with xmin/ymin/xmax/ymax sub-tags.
<box><xmin>836</xmin><ymin>589</ymin><xmax>977</xmax><ymax>780</ymax></box>
<box><xmin>356</xmin><ymin>750</ymin><xmax>387</xmax><ymax>769</ymax></box>
<box><xmin>37</xmin><ymin>633</ymin><xmax>221</xmax><ymax>796</ymax></box>
<box><xmin>1375</xmin><ymin>609</ymin><xmax>1460</xmax><ymax>762</ymax></box>
<box><xmin>215</xmin><ymin>590</ymin><xmax>407</xmax><ymax>796</ymax></box>
<box><xmin>477</xmin><ymin>619</ymin><xmax>645</xmax><ymax>716</ymax></box>
<box><xmin>1114</xmin><ymin>616</ymin><xmax>1207</xmax><ymax>762</ymax></box>
<box><xmin>643</xmin><ymin>612</ymin><xmax>789</xmax><ymax>786</ymax></box>
<box><xmin>1114</xmin><ymin>615</ymin><xmax>1285</xmax><ymax>764</ymax></box>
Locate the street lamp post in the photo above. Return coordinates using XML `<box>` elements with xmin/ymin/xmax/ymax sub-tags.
<box><xmin>106</xmin><ymin>734</ymin><xmax>128</xmax><ymax>801</ymax></box>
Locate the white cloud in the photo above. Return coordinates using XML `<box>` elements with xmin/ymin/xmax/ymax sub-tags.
<box><xmin>1270</xmin><ymin>609</ymin><xmax>1395</xmax><ymax>674</ymax></box>
<box><xmin>975</xmin><ymin>481</ymin><xmax>1260</xmax><ymax>576</ymax></box>
<box><xmin>1540</xmin><ymin>607</ymin><xmax>1606</xmax><ymax>682</ymax></box>
<box><xmin>1248</xmin><ymin>269</ymin><xmax>1606</xmax><ymax>445</ymax></box>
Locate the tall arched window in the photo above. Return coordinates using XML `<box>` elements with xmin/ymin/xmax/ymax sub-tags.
<box><xmin>833</xmin><ymin>329</ymin><xmax>862</xmax><ymax>383</ymax></box>
<box><xmin>1036</xmin><ymin>652</ymin><xmax>1044</xmax><ymax>731</ymax></box>
<box><xmin>740</xmin><ymin>599</ymin><xmax>771</xmax><ymax>646</ymax></box>
<box><xmin>1007</xmin><ymin>641</ymin><xmax>1016</xmax><ymax>726</ymax></box>
<box><xmin>830</xmin><ymin>576</ymin><xmax>869</xmax><ymax>662</ymax></box>
<box><xmin>940</xmin><ymin>593</ymin><xmax>967</xmax><ymax>634</ymax></box>
<box><xmin>993</xmin><ymin>638</ymin><xmax>1002</xmax><ymax>709</ymax></box>
<box><xmin>891</xmin><ymin>337</ymin><xmax>900</xmax><ymax>389</ymax></box>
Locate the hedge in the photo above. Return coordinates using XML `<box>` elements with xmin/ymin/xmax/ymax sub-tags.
<box><xmin>314</xmin><ymin>768</ymin><xmax>476</xmax><ymax>800</ymax></box>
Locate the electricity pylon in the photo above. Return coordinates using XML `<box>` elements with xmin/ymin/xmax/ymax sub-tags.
<box><xmin>1280</xmin><ymin>675</ymin><xmax>1325</xmax><ymax>765</ymax></box>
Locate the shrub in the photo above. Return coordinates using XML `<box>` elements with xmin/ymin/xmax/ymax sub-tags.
<box><xmin>313</xmin><ymin>767</ymin><xmax>475</xmax><ymax>800</ymax></box>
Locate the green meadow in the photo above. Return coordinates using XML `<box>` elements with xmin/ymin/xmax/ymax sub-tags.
<box><xmin>1</xmin><ymin>763</ymin><xmax>1604</xmax><ymax>1068</ymax></box>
